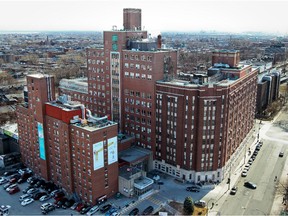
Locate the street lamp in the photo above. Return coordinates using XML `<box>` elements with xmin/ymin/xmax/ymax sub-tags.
<box><xmin>206</xmin><ymin>199</ymin><xmax>216</xmax><ymax>216</ymax></box>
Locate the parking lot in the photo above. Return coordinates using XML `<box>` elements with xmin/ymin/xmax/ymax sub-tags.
<box><xmin>0</xmin><ymin>177</ymin><xmax>77</xmax><ymax>215</ymax></box>
<box><xmin>0</xmin><ymin>168</ymin><xmax>214</xmax><ymax>215</ymax></box>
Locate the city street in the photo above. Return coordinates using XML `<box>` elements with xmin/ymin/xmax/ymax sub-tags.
<box><xmin>218</xmin><ymin>105</ymin><xmax>288</xmax><ymax>215</ymax></box>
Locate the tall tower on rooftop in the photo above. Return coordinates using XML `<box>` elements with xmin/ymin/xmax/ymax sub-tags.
<box><xmin>123</xmin><ymin>8</ymin><xmax>142</xmax><ymax>30</ymax></box>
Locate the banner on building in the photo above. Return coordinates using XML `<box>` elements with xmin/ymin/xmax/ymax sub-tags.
<box><xmin>93</xmin><ymin>141</ymin><xmax>104</xmax><ymax>170</ymax></box>
<box><xmin>108</xmin><ymin>136</ymin><xmax>118</xmax><ymax>165</ymax></box>
<box><xmin>37</xmin><ymin>122</ymin><xmax>46</xmax><ymax>160</ymax></box>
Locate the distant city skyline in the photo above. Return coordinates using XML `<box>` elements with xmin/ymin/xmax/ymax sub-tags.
<box><xmin>1</xmin><ymin>0</ymin><xmax>288</xmax><ymax>35</ymax></box>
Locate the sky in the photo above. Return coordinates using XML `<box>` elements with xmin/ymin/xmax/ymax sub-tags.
<box><xmin>1</xmin><ymin>0</ymin><xmax>288</xmax><ymax>35</ymax></box>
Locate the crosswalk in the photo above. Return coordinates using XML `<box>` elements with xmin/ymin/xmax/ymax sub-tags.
<box><xmin>147</xmin><ymin>196</ymin><xmax>162</xmax><ymax>205</ymax></box>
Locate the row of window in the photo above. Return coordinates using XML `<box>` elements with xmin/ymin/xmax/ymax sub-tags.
<box><xmin>87</xmin><ymin>59</ymin><xmax>105</xmax><ymax>65</ymax></box>
<box><xmin>87</xmin><ymin>50</ymin><xmax>105</xmax><ymax>57</ymax></box>
<box><xmin>124</xmin><ymin>54</ymin><xmax>153</xmax><ymax>62</ymax></box>
<box><xmin>124</xmin><ymin>90</ymin><xmax>152</xmax><ymax>99</ymax></box>
<box><xmin>124</xmin><ymin>72</ymin><xmax>153</xmax><ymax>80</ymax></box>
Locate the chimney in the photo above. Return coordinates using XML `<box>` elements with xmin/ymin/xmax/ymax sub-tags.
<box><xmin>157</xmin><ymin>34</ymin><xmax>162</xmax><ymax>49</ymax></box>
<box><xmin>123</xmin><ymin>8</ymin><xmax>141</xmax><ymax>31</ymax></box>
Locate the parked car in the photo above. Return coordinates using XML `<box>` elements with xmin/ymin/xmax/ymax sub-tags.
<box><xmin>27</xmin><ymin>177</ymin><xmax>36</xmax><ymax>184</ymax></box>
<box><xmin>33</xmin><ymin>192</ymin><xmax>47</xmax><ymax>200</ymax></box>
<box><xmin>194</xmin><ymin>200</ymin><xmax>206</xmax><ymax>208</ymax></box>
<box><xmin>129</xmin><ymin>208</ymin><xmax>139</xmax><ymax>216</ymax></box>
<box><xmin>54</xmin><ymin>191</ymin><xmax>65</xmax><ymax>199</ymax></box>
<box><xmin>6</xmin><ymin>184</ymin><xmax>18</xmax><ymax>192</ymax></box>
<box><xmin>23</xmin><ymin>185</ymin><xmax>34</xmax><ymax>194</ymax></box>
<box><xmin>80</xmin><ymin>206</ymin><xmax>91</xmax><ymax>214</ymax></box>
<box><xmin>241</xmin><ymin>171</ymin><xmax>247</xmax><ymax>177</ymax></box>
<box><xmin>21</xmin><ymin>198</ymin><xmax>34</xmax><ymax>206</ymax></box>
<box><xmin>9</xmin><ymin>186</ymin><xmax>20</xmax><ymax>194</ymax></box>
<box><xmin>142</xmin><ymin>206</ymin><xmax>154</xmax><ymax>215</ymax></box>
<box><xmin>87</xmin><ymin>205</ymin><xmax>99</xmax><ymax>216</ymax></box>
<box><xmin>9</xmin><ymin>173</ymin><xmax>20</xmax><ymax>180</ymax></box>
<box><xmin>230</xmin><ymin>186</ymin><xmax>238</xmax><ymax>195</ymax></box>
<box><xmin>41</xmin><ymin>204</ymin><xmax>55</xmax><ymax>215</ymax></box>
<box><xmin>244</xmin><ymin>181</ymin><xmax>257</xmax><ymax>189</ymax></box>
<box><xmin>27</xmin><ymin>188</ymin><xmax>40</xmax><ymax>195</ymax></box>
<box><xmin>41</xmin><ymin>202</ymin><xmax>54</xmax><ymax>211</ymax></box>
<box><xmin>39</xmin><ymin>195</ymin><xmax>51</xmax><ymax>202</ymax></box>
<box><xmin>17</xmin><ymin>178</ymin><xmax>27</xmax><ymax>184</ymax></box>
<box><xmin>105</xmin><ymin>207</ymin><xmax>117</xmax><ymax>216</ymax></box>
<box><xmin>30</xmin><ymin>178</ymin><xmax>40</xmax><ymax>186</ymax></box>
<box><xmin>279</xmin><ymin>152</ymin><xmax>284</xmax><ymax>157</ymax></box>
<box><xmin>3</xmin><ymin>182</ymin><xmax>13</xmax><ymax>190</ymax></box>
<box><xmin>70</xmin><ymin>202</ymin><xmax>79</xmax><ymax>210</ymax></box>
<box><xmin>248</xmin><ymin>158</ymin><xmax>253</xmax><ymax>165</ymax></box>
<box><xmin>44</xmin><ymin>183</ymin><xmax>58</xmax><ymax>193</ymax></box>
<box><xmin>75</xmin><ymin>203</ymin><xmax>85</xmax><ymax>212</ymax></box>
<box><xmin>63</xmin><ymin>199</ymin><xmax>75</xmax><ymax>208</ymax></box>
<box><xmin>0</xmin><ymin>177</ymin><xmax>8</xmax><ymax>185</ymax></box>
<box><xmin>35</xmin><ymin>179</ymin><xmax>46</xmax><ymax>188</ymax></box>
<box><xmin>3</xmin><ymin>170</ymin><xmax>17</xmax><ymax>177</ymax></box>
<box><xmin>100</xmin><ymin>204</ymin><xmax>112</xmax><ymax>213</ymax></box>
<box><xmin>9</xmin><ymin>177</ymin><xmax>20</xmax><ymax>184</ymax></box>
<box><xmin>19</xmin><ymin>194</ymin><xmax>32</xmax><ymax>202</ymax></box>
<box><xmin>18</xmin><ymin>168</ymin><xmax>32</xmax><ymax>175</ymax></box>
<box><xmin>41</xmin><ymin>202</ymin><xmax>55</xmax><ymax>214</ymax></box>
<box><xmin>21</xmin><ymin>171</ymin><xmax>33</xmax><ymax>180</ymax></box>
<box><xmin>55</xmin><ymin>197</ymin><xmax>68</xmax><ymax>208</ymax></box>
<box><xmin>186</xmin><ymin>186</ymin><xmax>200</xmax><ymax>192</ymax></box>
<box><xmin>157</xmin><ymin>181</ymin><xmax>164</xmax><ymax>185</ymax></box>
<box><xmin>50</xmin><ymin>189</ymin><xmax>62</xmax><ymax>197</ymax></box>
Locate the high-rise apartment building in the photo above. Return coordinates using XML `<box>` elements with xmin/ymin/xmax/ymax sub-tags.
<box><xmin>17</xmin><ymin>74</ymin><xmax>118</xmax><ymax>205</ymax></box>
<box><xmin>17</xmin><ymin>74</ymin><xmax>55</xmax><ymax>180</ymax></box>
<box><xmin>154</xmin><ymin>50</ymin><xmax>259</xmax><ymax>182</ymax></box>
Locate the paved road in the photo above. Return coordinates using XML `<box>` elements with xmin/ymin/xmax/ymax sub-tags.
<box><xmin>219</xmin><ymin>106</ymin><xmax>288</xmax><ymax>215</ymax></box>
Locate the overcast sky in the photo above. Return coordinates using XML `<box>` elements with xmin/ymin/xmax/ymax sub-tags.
<box><xmin>1</xmin><ymin>0</ymin><xmax>287</xmax><ymax>35</ymax></box>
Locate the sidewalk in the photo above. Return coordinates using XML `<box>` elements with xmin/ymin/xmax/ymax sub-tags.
<box><xmin>270</xmin><ymin>155</ymin><xmax>288</xmax><ymax>215</ymax></box>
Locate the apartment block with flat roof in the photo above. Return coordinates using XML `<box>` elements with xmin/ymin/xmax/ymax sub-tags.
<box><xmin>17</xmin><ymin>75</ymin><xmax>118</xmax><ymax>205</ymax></box>
<box><xmin>154</xmin><ymin>51</ymin><xmax>258</xmax><ymax>182</ymax></box>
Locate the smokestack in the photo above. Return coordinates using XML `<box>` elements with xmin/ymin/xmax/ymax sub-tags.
<box><xmin>157</xmin><ymin>34</ymin><xmax>162</xmax><ymax>49</ymax></box>
<box><xmin>123</xmin><ymin>8</ymin><xmax>141</xmax><ymax>31</ymax></box>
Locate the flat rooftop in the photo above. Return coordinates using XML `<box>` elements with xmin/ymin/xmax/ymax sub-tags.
<box><xmin>134</xmin><ymin>176</ymin><xmax>154</xmax><ymax>190</ymax></box>
<box><xmin>119</xmin><ymin>165</ymin><xmax>141</xmax><ymax>180</ymax></box>
<box><xmin>119</xmin><ymin>146</ymin><xmax>151</xmax><ymax>164</ymax></box>
<box><xmin>73</xmin><ymin>120</ymin><xmax>117</xmax><ymax>132</ymax></box>
<box><xmin>59</xmin><ymin>78</ymin><xmax>88</xmax><ymax>93</ymax></box>
<box><xmin>158</xmin><ymin>64</ymin><xmax>258</xmax><ymax>87</ymax></box>
<box><xmin>47</xmin><ymin>96</ymin><xmax>117</xmax><ymax>132</ymax></box>
<box><xmin>28</xmin><ymin>73</ymin><xmax>53</xmax><ymax>79</ymax></box>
